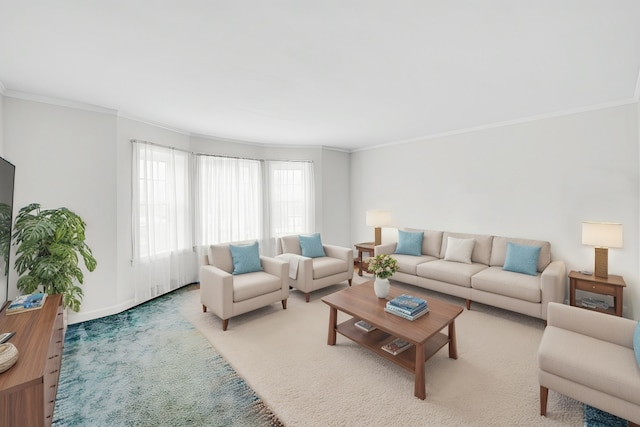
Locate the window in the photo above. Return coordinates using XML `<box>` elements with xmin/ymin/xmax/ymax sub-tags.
<box><xmin>267</xmin><ymin>161</ymin><xmax>314</xmax><ymax>237</ymax></box>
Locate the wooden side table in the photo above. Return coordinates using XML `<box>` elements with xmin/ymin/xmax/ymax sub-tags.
<box><xmin>354</xmin><ymin>242</ymin><xmax>375</xmax><ymax>276</ymax></box>
<box><xmin>568</xmin><ymin>270</ymin><xmax>625</xmax><ymax>316</ymax></box>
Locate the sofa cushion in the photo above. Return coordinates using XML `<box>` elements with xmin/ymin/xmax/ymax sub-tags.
<box><xmin>208</xmin><ymin>244</ymin><xmax>234</xmax><ymax>274</ymax></box>
<box><xmin>299</xmin><ymin>233</ymin><xmax>326</xmax><ymax>258</ymax></box>
<box><xmin>440</xmin><ymin>232</ymin><xmax>493</xmax><ymax>265</ymax></box>
<box><xmin>444</xmin><ymin>237</ymin><xmax>475</xmax><ymax>264</ymax></box>
<box><xmin>490</xmin><ymin>236</ymin><xmax>551</xmax><ymax>272</ymax></box>
<box><xmin>280</xmin><ymin>235</ymin><xmax>302</xmax><ymax>255</ymax></box>
<box><xmin>471</xmin><ymin>266</ymin><xmax>541</xmax><ymax>302</ymax></box>
<box><xmin>311</xmin><ymin>256</ymin><xmax>348</xmax><ymax>279</ymax></box>
<box><xmin>233</xmin><ymin>271</ymin><xmax>282</xmax><ymax>301</ymax></box>
<box><xmin>229</xmin><ymin>241</ymin><xmax>263</xmax><ymax>275</ymax></box>
<box><xmin>395</xmin><ymin>230</ymin><xmax>424</xmax><ymax>256</ymax></box>
<box><xmin>417</xmin><ymin>260</ymin><xmax>488</xmax><ymax>288</ymax></box>
<box><xmin>538</xmin><ymin>326</ymin><xmax>640</xmax><ymax>406</ymax></box>
<box><xmin>405</xmin><ymin>228</ymin><xmax>443</xmax><ymax>257</ymax></box>
<box><xmin>503</xmin><ymin>242</ymin><xmax>541</xmax><ymax>276</ymax></box>
<box><xmin>393</xmin><ymin>254</ymin><xmax>437</xmax><ymax>275</ymax></box>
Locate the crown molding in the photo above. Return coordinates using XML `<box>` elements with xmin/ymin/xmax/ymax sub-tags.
<box><xmin>3</xmin><ymin>90</ymin><xmax>117</xmax><ymax>115</ymax></box>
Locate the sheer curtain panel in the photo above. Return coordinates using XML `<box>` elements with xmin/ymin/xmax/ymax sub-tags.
<box><xmin>132</xmin><ymin>142</ymin><xmax>198</xmax><ymax>304</ymax></box>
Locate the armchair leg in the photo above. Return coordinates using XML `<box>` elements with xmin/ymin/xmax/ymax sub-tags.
<box><xmin>465</xmin><ymin>299</ymin><xmax>471</xmax><ymax>310</ymax></box>
<box><xmin>282</xmin><ymin>299</ymin><xmax>287</xmax><ymax>309</ymax></box>
<box><xmin>202</xmin><ymin>304</ymin><xmax>207</xmax><ymax>313</ymax></box>
<box><xmin>222</xmin><ymin>319</ymin><xmax>229</xmax><ymax>331</ymax></box>
<box><xmin>540</xmin><ymin>386</ymin><xmax>548</xmax><ymax>416</ymax></box>
<box><xmin>305</xmin><ymin>293</ymin><xmax>310</xmax><ymax>303</ymax></box>
<box><xmin>348</xmin><ymin>279</ymin><xmax>352</xmax><ymax>286</ymax></box>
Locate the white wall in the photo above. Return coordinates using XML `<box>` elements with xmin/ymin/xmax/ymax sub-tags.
<box><xmin>351</xmin><ymin>103</ymin><xmax>640</xmax><ymax>319</ymax></box>
<box><xmin>3</xmin><ymin>97</ymin><xmax>118</xmax><ymax>323</ymax></box>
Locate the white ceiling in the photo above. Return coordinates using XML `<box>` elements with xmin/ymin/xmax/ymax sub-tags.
<box><xmin>1</xmin><ymin>1</ymin><xmax>639</xmax><ymax>151</ymax></box>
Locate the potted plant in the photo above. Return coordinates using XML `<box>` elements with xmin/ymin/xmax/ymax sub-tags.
<box><xmin>12</xmin><ymin>203</ymin><xmax>97</xmax><ymax>311</ymax></box>
<box><xmin>366</xmin><ymin>253</ymin><xmax>399</xmax><ymax>298</ymax></box>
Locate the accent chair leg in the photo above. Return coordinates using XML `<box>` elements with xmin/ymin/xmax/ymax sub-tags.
<box><xmin>465</xmin><ymin>299</ymin><xmax>471</xmax><ymax>310</ymax></box>
<box><xmin>305</xmin><ymin>293</ymin><xmax>310</xmax><ymax>303</ymax></box>
<box><xmin>282</xmin><ymin>299</ymin><xmax>287</xmax><ymax>309</ymax></box>
<box><xmin>628</xmin><ymin>422</ymin><xmax>639</xmax><ymax>427</ymax></box>
<box><xmin>348</xmin><ymin>278</ymin><xmax>352</xmax><ymax>286</ymax></box>
<box><xmin>540</xmin><ymin>386</ymin><xmax>548</xmax><ymax>416</ymax></box>
<box><xmin>222</xmin><ymin>319</ymin><xmax>229</xmax><ymax>331</ymax></box>
<box><xmin>202</xmin><ymin>304</ymin><xmax>207</xmax><ymax>313</ymax></box>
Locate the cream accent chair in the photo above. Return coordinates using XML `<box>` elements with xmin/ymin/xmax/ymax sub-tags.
<box><xmin>200</xmin><ymin>243</ymin><xmax>289</xmax><ymax>331</ymax></box>
<box><xmin>276</xmin><ymin>234</ymin><xmax>353</xmax><ymax>302</ymax></box>
<box><xmin>538</xmin><ymin>302</ymin><xmax>640</xmax><ymax>426</ymax></box>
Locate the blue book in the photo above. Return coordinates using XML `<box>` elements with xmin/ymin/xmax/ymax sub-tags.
<box><xmin>385</xmin><ymin>304</ymin><xmax>429</xmax><ymax>321</ymax></box>
<box><xmin>387</xmin><ymin>294</ymin><xmax>427</xmax><ymax>313</ymax></box>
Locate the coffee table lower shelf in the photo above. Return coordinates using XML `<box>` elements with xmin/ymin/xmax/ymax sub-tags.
<box><xmin>336</xmin><ymin>318</ymin><xmax>449</xmax><ymax>373</ymax></box>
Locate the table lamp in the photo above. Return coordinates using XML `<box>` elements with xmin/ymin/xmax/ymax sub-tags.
<box><xmin>366</xmin><ymin>210</ymin><xmax>391</xmax><ymax>246</ymax></box>
<box><xmin>581</xmin><ymin>221</ymin><xmax>623</xmax><ymax>278</ymax></box>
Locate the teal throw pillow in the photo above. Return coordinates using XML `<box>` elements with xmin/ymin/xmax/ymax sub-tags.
<box><xmin>299</xmin><ymin>233</ymin><xmax>326</xmax><ymax>258</ymax></box>
<box><xmin>502</xmin><ymin>242</ymin><xmax>541</xmax><ymax>276</ymax></box>
<box><xmin>229</xmin><ymin>241</ymin><xmax>262</xmax><ymax>275</ymax></box>
<box><xmin>634</xmin><ymin>321</ymin><xmax>640</xmax><ymax>368</ymax></box>
<box><xmin>395</xmin><ymin>230</ymin><xmax>423</xmax><ymax>256</ymax></box>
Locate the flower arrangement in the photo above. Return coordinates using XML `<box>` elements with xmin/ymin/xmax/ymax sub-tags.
<box><xmin>366</xmin><ymin>254</ymin><xmax>399</xmax><ymax>279</ymax></box>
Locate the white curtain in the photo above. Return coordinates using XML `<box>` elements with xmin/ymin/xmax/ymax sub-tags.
<box><xmin>267</xmin><ymin>161</ymin><xmax>314</xmax><ymax>238</ymax></box>
<box><xmin>132</xmin><ymin>142</ymin><xmax>198</xmax><ymax>303</ymax></box>
<box><xmin>196</xmin><ymin>155</ymin><xmax>263</xmax><ymax>250</ymax></box>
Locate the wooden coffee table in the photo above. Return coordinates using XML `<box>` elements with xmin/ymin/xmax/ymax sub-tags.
<box><xmin>322</xmin><ymin>281</ymin><xmax>463</xmax><ymax>400</ymax></box>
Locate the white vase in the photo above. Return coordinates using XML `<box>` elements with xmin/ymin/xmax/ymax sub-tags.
<box><xmin>374</xmin><ymin>277</ymin><xmax>390</xmax><ymax>298</ymax></box>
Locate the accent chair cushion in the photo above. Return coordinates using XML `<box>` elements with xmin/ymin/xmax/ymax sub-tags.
<box><xmin>395</xmin><ymin>230</ymin><xmax>423</xmax><ymax>256</ymax></box>
<box><xmin>634</xmin><ymin>321</ymin><xmax>640</xmax><ymax>368</ymax></box>
<box><xmin>444</xmin><ymin>237</ymin><xmax>475</xmax><ymax>264</ymax></box>
<box><xmin>299</xmin><ymin>233</ymin><xmax>326</xmax><ymax>258</ymax></box>
<box><xmin>229</xmin><ymin>241</ymin><xmax>263</xmax><ymax>275</ymax></box>
<box><xmin>502</xmin><ymin>242</ymin><xmax>541</xmax><ymax>276</ymax></box>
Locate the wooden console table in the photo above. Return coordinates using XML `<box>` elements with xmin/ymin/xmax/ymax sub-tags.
<box><xmin>0</xmin><ymin>294</ymin><xmax>64</xmax><ymax>427</ymax></box>
<box><xmin>354</xmin><ymin>242</ymin><xmax>375</xmax><ymax>276</ymax></box>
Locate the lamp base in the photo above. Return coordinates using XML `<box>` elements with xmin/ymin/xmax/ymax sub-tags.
<box><xmin>374</xmin><ymin>227</ymin><xmax>382</xmax><ymax>246</ymax></box>
<box><xmin>594</xmin><ymin>247</ymin><xmax>608</xmax><ymax>278</ymax></box>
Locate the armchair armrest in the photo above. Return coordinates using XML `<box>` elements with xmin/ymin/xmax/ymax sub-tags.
<box><xmin>547</xmin><ymin>302</ymin><xmax>637</xmax><ymax>349</ymax></box>
<box><xmin>323</xmin><ymin>244</ymin><xmax>354</xmax><ymax>264</ymax></box>
<box><xmin>200</xmin><ymin>265</ymin><xmax>234</xmax><ymax>319</ymax></box>
<box><xmin>540</xmin><ymin>260</ymin><xmax>566</xmax><ymax>320</ymax></box>
<box><xmin>374</xmin><ymin>243</ymin><xmax>396</xmax><ymax>256</ymax></box>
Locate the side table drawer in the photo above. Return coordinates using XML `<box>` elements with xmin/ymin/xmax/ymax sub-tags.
<box><xmin>574</xmin><ymin>280</ymin><xmax>616</xmax><ymax>295</ymax></box>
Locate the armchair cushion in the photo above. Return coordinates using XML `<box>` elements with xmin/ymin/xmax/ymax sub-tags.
<box><xmin>229</xmin><ymin>241</ymin><xmax>263</xmax><ymax>275</ymax></box>
<box><xmin>311</xmin><ymin>257</ymin><xmax>348</xmax><ymax>279</ymax></box>
<box><xmin>299</xmin><ymin>233</ymin><xmax>326</xmax><ymax>258</ymax></box>
<box><xmin>233</xmin><ymin>271</ymin><xmax>282</xmax><ymax>302</ymax></box>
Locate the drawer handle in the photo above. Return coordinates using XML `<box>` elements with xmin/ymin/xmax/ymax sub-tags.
<box><xmin>50</xmin><ymin>384</ymin><xmax>57</xmax><ymax>389</ymax></box>
<box><xmin>49</xmin><ymin>369</ymin><xmax>58</xmax><ymax>375</ymax></box>
<box><xmin>592</xmin><ymin>285</ymin><xmax>596</xmax><ymax>289</ymax></box>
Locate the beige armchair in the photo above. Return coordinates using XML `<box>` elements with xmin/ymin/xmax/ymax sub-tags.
<box><xmin>276</xmin><ymin>234</ymin><xmax>353</xmax><ymax>302</ymax></box>
<box><xmin>200</xmin><ymin>242</ymin><xmax>289</xmax><ymax>331</ymax></box>
<box><xmin>538</xmin><ymin>302</ymin><xmax>640</xmax><ymax>426</ymax></box>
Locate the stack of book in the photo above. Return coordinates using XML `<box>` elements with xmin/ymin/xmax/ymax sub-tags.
<box><xmin>580</xmin><ymin>297</ymin><xmax>610</xmax><ymax>310</ymax></box>
<box><xmin>384</xmin><ymin>294</ymin><xmax>428</xmax><ymax>320</ymax></box>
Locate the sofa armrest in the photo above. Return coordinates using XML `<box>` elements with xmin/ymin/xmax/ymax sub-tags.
<box><xmin>540</xmin><ymin>260</ymin><xmax>566</xmax><ymax>320</ymax></box>
<box><xmin>547</xmin><ymin>302</ymin><xmax>637</xmax><ymax>349</ymax></box>
<box><xmin>200</xmin><ymin>265</ymin><xmax>234</xmax><ymax>318</ymax></box>
<box><xmin>374</xmin><ymin>243</ymin><xmax>396</xmax><ymax>256</ymax></box>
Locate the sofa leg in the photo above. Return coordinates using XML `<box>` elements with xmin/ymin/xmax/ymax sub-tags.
<box><xmin>540</xmin><ymin>386</ymin><xmax>548</xmax><ymax>416</ymax></box>
<box><xmin>222</xmin><ymin>319</ymin><xmax>229</xmax><ymax>331</ymax></box>
<box><xmin>202</xmin><ymin>304</ymin><xmax>207</xmax><ymax>313</ymax></box>
<box><xmin>305</xmin><ymin>293</ymin><xmax>310</xmax><ymax>303</ymax></box>
<box><xmin>348</xmin><ymin>278</ymin><xmax>352</xmax><ymax>286</ymax></box>
<box><xmin>282</xmin><ymin>299</ymin><xmax>287</xmax><ymax>309</ymax></box>
<box><xmin>465</xmin><ymin>299</ymin><xmax>471</xmax><ymax>310</ymax></box>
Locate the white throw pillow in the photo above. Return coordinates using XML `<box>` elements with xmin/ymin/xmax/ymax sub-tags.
<box><xmin>444</xmin><ymin>237</ymin><xmax>475</xmax><ymax>264</ymax></box>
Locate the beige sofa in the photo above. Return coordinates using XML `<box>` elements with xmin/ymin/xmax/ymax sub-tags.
<box><xmin>538</xmin><ymin>302</ymin><xmax>640</xmax><ymax>426</ymax></box>
<box><xmin>375</xmin><ymin>230</ymin><xmax>566</xmax><ymax>320</ymax></box>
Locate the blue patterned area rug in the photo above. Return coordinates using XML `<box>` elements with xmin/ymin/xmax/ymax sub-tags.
<box><xmin>585</xmin><ymin>405</ymin><xmax>628</xmax><ymax>427</ymax></box>
<box><xmin>53</xmin><ymin>285</ymin><xmax>283</xmax><ymax>427</ymax></box>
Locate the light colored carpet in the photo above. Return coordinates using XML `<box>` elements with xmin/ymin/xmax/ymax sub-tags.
<box><xmin>180</xmin><ymin>275</ymin><xmax>584</xmax><ymax>426</ymax></box>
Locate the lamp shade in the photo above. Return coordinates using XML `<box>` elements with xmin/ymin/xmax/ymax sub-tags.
<box><xmin>366</xmin><ymin>210</ymin><xmax>391</xmax><ymax>227</ymax></box>
<box><xmin>581</xmin><ymin>222</ymin><xmax>623</xmax><ymax>248</ymax></box>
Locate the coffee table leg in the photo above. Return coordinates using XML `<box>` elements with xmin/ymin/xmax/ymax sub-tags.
<box><xmin>414</xmin><ymin>343</ymin><xmax>426</xmax><ymax>400</ymax></box>
<box><xmin>448</xmin><ymin>320</ymin><xmax>458</xmax><ymax>359</ymax></box>
<box><xmin>327</xmin><ymin>307</ymin><xmax>337</xmax><ymax>345</ymax></box>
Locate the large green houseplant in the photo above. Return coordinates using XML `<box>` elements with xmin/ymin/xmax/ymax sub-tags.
<box><xmin>12</xmin><ymin>203</ymin><xmax>97</xmax><ymax>311</ymax></box>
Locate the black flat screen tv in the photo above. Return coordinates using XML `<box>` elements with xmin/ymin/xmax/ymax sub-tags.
<box><xmin>0</xmin><ymin>156</ymin><xmax>15</xmax><ymax>311</ymax></box>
